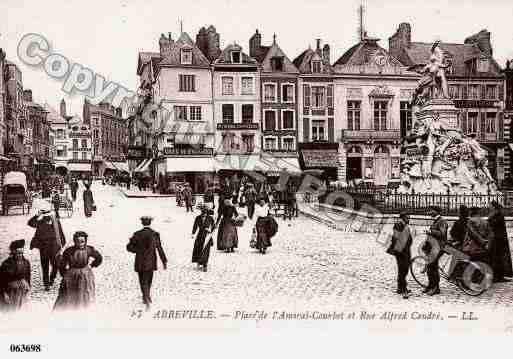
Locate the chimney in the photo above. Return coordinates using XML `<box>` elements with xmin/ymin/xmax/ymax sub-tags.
<box><xmin>465</xmin><ymin>29</ymin><xmax>493</xmax><ymax>56</ymax></box>
<box><xmin>322</xmin><ymin>44</ymin><xmax>330</xmax><ymax>64</ymax></box>
<box><xmin>206</xmin><ymin>25</ymin><xmax>221</xmax><ymax>62</ymax></box>
<box><xmin>389</xmin><ymin>22</ymin><xmax>411</xmax><ymax>62</ymax></box>
<box><xmin>168</xmin><ymin>32</ymin><xmax>173</xmax><ymax>41</ymax></box>
<box><xmin>116</xmin><ymin>107</ymin><xmax>123</xmax><ymax>118</ymax></box>
<box><xmin>316</xmin><ymin>39</ymin><xmax>321</xmax><ymax>51</ymax></box>
<box><xmin>159</xmin><ymin>33</ymin><xmax>172</xmax><ymax>55</ymax></box>
<box><xmin>23</xmin><ymin>89</ymin><xmax>32</xmax><ymax>102</ymax></box>
<box><xmin>60</xmin><ymin>99</ymin><xmax>67</xmax><ymax>117</ymax></box>
<box><xmin>249</xmin><ymin>29</ymin><xmax>262</xmax><ymax>59</ymax></box>
<box><xmin>196</xmin><ymin>27</ymin><xmax>208</xmax><ymax>59</ymax></box>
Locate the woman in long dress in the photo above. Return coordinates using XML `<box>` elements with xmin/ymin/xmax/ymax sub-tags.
<box><xmin>216</xmin><ymin>199</ymin><xmax>239</xmax><ymax>252</ymax></box>
<box><xmin>254</xmin><ymin>199</ymin><xmax>272</xmax><ymax>254</ymax></box>
<box><xmin>0</xmin><ymin>240</ymin><xmax>31</xmax><ymax>312</ymax></box>
<box><xmin>191</xmin><ymin>205</ymin><xmax>215</xmax><ymax>271</ymax></box>
<box><xmin>83</xmin><ymin>183</ymin><xmax>95</xmax><ymax>217</ymax></box>
<box><xmin>488</xmin><ymin>201</ymin><xmax>513</xmax><ymax>282</ymax></box>
<box><xmin>54</xmin><ymin>231</ymin><xmax>102</xmax><ymax>311</ymax></box>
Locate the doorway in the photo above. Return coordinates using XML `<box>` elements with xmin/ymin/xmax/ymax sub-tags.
<box><xmin>374</xmin><ymin>145</ymin><xmax>390</xmax><ymax>186</ymax></box>
<box><xmin>346</xmin><ymin>157</ymin><xmax>362</xmax><ymax>181</ymax></box>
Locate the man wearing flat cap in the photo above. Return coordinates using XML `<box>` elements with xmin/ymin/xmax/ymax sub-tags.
<box><xmin>127</xmin><ymin>216</ymin><xmax>168</xmax><ymax>310</ymax></box>
<box><xmin>28</xmin><ymin>210</ymin><xmax>66</xmax><ymax>291</ymax></box>
<box><xmin>0</xmin><ymin>240</ymin><xmax>31</xmax><ymax>311</ymax></box>
<box><xmin>423</xmin><ymin>206</ymin><xmax>448</xmax><ymax>296</ymax></box>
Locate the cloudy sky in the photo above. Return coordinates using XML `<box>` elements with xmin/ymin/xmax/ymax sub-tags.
<box><xmin>1</xmin><ymin>0</ymin><xmax>512</xmax><ymax>115</ymax></box>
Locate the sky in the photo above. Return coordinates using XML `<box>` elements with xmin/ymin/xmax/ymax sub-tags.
<box><xmin>1</xmin><ymin>0</ymin><xmax>512</xmax><ymax>116</ymax></box>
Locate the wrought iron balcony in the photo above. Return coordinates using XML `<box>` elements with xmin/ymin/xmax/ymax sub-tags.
<box><xmin>341</xmin><ymin>129</ymin><xmax>400</xmax><ymax>142</ymax></box>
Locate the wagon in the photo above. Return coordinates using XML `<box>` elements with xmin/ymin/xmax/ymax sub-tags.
<box><xmin>1</xmin><ymin>171</ymin><xmax>33</xmax><ymax>215</ymax></box>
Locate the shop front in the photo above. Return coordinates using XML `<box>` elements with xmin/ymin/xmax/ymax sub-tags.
<box><xmin>68</xmin><ymin>161</ymin><xmax>92</xmax><ymax>178</ymax></box>
<box><xmin>298</xmin><ymin>143</ymin><xmax>339</xmax><ymax>181</ymax></box>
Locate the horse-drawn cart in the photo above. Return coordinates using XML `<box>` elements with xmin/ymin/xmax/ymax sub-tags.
<box><xmin>1</xmin><ymin>171</ymin><xmax>33</xmax><ymax>215</ymax></box>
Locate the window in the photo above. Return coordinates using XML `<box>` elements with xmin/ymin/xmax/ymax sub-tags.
<box><xmin>231</xmin><ymin>51</ymin><xmax>241</xmax><ymax>63</ymax></box>
<box><xmin>264</xmin><ymin>111</ymin><xmax>276</xmax><ymax>130</ymax></box>
<box><xmin>271</xmin><ymin>57</ymin><xmax>284</xmax><ymax>72</ymax></box>
<box><xmin>477</xmin><ymin>58</ymin><xmax>489</xmax><ymax>72</ymax></box>
<box><xmin>467</xmin><ymin>112</ymin><xmax>479</xmax><ymax>134</ymax></box>
<box><xmin>242</xmin><ymin>105</ymin><xmax>253</xmax><ymax>123</ymax></box>
<box><xmin>400</xmin><ymin>101</ymin><xmax>412</xmax><ymax>137</ymax></box>
<box><xmin>72</xmin><ymin>139</ymin><xmax>78</xmax><ymax>150</ymax></box>
<box><xmin>282</xmin><ymin>110</ymin><xmax>294</xmax><ymax>129</ymax></box>
<box><xmin>373</xmin><ymin>101</ymin><xmax>388</xmax><ymax>130</ymax></box>
<box><xmin>469</xmin><ymin>84</ymin><xmax>480</xmax><ymax>99</ymax></box>
<box><xmin>222</xmin><ymin>77</ymin><xmax>234</xmax><ymax>95</ymax></box>
<box><xmin>242</xmin><ymin>135</ymin><xmax>254</xmax><ymax>153</ymax></box>
<box><xmin>190</xmin><ymin>106</ymin><xmax>202</xmax><ymax>121</ymax></box>
<box><xmin>486</xmin><ymin>112</ymin><xmax>496</xmax><ymax>133</ymax></box>
<box><xmin>82</xmin><ymin>152</ymin><xmax>87</xmax><ymax>160</ymax></box>
<box><xmin>347</xmin><ymin>101</ymin><xmax>361</xmax><ymax>131</ymax></box>
<box><xmin>222</xmin><ymin>134</ymin><xmax>235</xmax><ymax>152</ymax></box>
<box><xmin>264</xmin><ymin>137</ymin><xmax>277</xmax><ymax>150</ymax></box>
<box><xmin>94</xmin><ymin>129</ymin><xmax>99</xmax><ymax>139</ymax></box>
<box><xmin>180</xmin><ymin>49</ymin><xmax>193</xmax><ymax>64</ymax></box>
<box><xmin>179</xmin><ymin>75</ymin><xmax>195</xmax><ymax>92</ymax></box>
<box><xmin>282</xmin><ymin>84</ymin><xmax>294</xmax><ymax>103</ymax></box>
<box><xmin>282</xmin><ymin>137</ymin><xmax>295</xmax><ymax>151</ymax></box>
<box><xmin>57</xmin><ymin>129</ymin><xmax>64</xmax><ymax>139</ymax></box>
<box><xmin>312</xmin><ymin>120</ymin><xmax>326</xmax><ymax>141</ymax></box>
<box><xmin>486</xmin><ymin>85</ymin><xmax>497</xmax><ymax>100</ymax></box>
<box><xmin>449</xmin><ymin>85</ymin><xmax>459</xmax><ymax>99</ymax></box>
<box><xmin>81</xmin><ymin>139</ymin><xmax>87</xmax><ymax>148</ymax></box>
<box><xmin>312</xmin><ymin>86</ymin><xmax>325</xmax><ymax>108</ymax></box>
<box><xmin>73</xmin><ymin>151</ymin><xmax>78</xmax><ymax>160</ymax></box>
<box><xmin>57</xmin><ymin>149</ymin><xmax>65</xmax><ymax>157</ymax></box>
<box><xmin>264</xmin><ymin>84</ymin><xmax>277</xmax><ymax>102</ymax></box>
<box><xmin>312</xmin><ymin>60</ymin><xmax>322</xmax><ymax>73</ymax></box>
<box><xmin>241</xmin><ymin>77</ymin><xmax>254</xmax><ymax>95</ymax></box>
<box><xmin>174</xmin><ymin>106</ymin><xmax>188</xmax><ymax>121</ymax></box>
<box><xmin>222</xmin><ymin>104</ymin><xmax>234</xmax><ymax>123</ymax></box>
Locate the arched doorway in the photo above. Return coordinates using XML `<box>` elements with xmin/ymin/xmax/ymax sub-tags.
<box><xmin>56</xmin><ymin>166</ymin><xmax>68</xmax><ymax>177</ymax></box>
<box><xmin>346</xmin><ymin>145</ymin><xmax>363</xmax><ymax>181</ymax></box>
<box><xmin>374</xmin><ymin>145</ymin><xmax>390</xmax><ymax>186</ymax></box>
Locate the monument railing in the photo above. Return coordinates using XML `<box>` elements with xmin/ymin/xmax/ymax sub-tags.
<box><xmin>319</xmin><ymin>185</ymin><xmax>513</xmax><ymax>216</ymax></box>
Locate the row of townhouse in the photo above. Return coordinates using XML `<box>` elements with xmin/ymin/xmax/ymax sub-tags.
<box><xmin>0</xmin><ymin>49</ymin><xmax>52</xmax><ymax>176</ymax></box>
<box><xmin>131</xmin><ymin>23</ymin><xmax>509</xmax><ymax>193</ymax></box>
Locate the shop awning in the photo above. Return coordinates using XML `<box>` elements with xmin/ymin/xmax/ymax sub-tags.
<box><xmin>214</xmin><ymin>154</ymin><xmax>260</xmax><ymax>172</ymax></box>
<box><xmin>300</xmin><ymin>149</ymin><xmax>339</xmax><ymax>168</ymax></box>
<box><xmin>113</xmin><ymin>162</ymin><xmax>129</xmax><ymax>172</ymax></box>
<box><xmin>134</xmin><ymin>158</ymin><xmax>152</xmax><ymax>173</ymax></box>
<box><xmin>259</xmin><ymin>157</ymin><xmax>302</xmax><ymax>176</ymax></box>
<box><xmin>104</xmin><ymin>162</ymin><xmax>115</xmax><ymax>170</ymax></box>
<box><xmin>174</xmin><ymin>134</ymin><xmax>206</xmax><ymax>144</ymax></box>
<box><xmin>166</xmin><ymin>157</ymin><xmax>214</xmax><ymax>172</ymax></box>
<box><xmin>68</xmin><ymin>163</ymin><xmax>92</xmax><ymax>172</ymax></box>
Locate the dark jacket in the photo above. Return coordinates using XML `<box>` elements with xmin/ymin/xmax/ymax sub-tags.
<box><xmin>449</xmin><ymin>216</ymin><xmax>468</xmax><ymax>248</ymax></box>
<box><xmin>488</xmin><ymin>211</ymin><xmax>513</xmax><ymax>277</ymax></box>
<box><xmin>59</xmin><ymin>245</ymin><xmax>102</xmax><ymax>276</ymax></box>
<box><xmin>391</xmin><ymin>221</ymin><xmax>413</xmax><ymax>256</ymax></box>
<box><xmin>127</xmin><ymin>227</ymin><xmax>167</xmax><ymax>272</ymax></box>
<box><xmin>203</xmin><ymin>189</ymin><xmax>214</xmax><ymax>203</ymax></box>
<box><xmin>428</xmin><ymin>216</ymin><xmax>448</xmax><ymax>245</ymax></box>
<box><xmin>0</xmin><ymin>256</ymin><xmax>31</xmax><ymax>294</ymax></box>
<box><xmin>193</xmin><ymin>214</ymin><xmax>215</xmax><ymax>239</ymax></box>
<box><xmin>28</xmin><ymin>215</ymin><xmax>66</xmax><ymax>257</ymax></box>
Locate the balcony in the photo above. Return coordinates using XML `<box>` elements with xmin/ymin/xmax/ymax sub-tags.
<box><xmin>341</xmin><ymin>129</ymin><xmax>400</xmax><ymax>142</ymax></box>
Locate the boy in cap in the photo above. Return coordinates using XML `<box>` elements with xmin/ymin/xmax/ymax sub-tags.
<box><xmin>127</xmin><ymin>216</ymin><xmax>168</xmax><ymax>310</ymax></box>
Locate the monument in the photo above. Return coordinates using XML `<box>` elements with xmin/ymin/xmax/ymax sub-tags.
<box><xmin>399</xmin><ymin>41</ymin><xmax>497</xmax><ymax>194</ymax></box>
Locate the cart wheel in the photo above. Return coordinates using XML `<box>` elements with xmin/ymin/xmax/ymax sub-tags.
<box><xmin>410</xmin><ymin>256</ymin><xmax>429</xmax><ymax>289</ymax></box>
<box><xmin>456</xmin><ymin>260</ymin><xmax>489</xmax><ymax>296</ymax></box>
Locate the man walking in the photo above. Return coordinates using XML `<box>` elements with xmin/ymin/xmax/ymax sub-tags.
<box><xmin>183</xmin><ymin>183</ymin><xmax>194</xmax><ymax>213</ymax></box>
<box><xmin>127</xmin><ymin>216</ymin><xmax>168</xmax><ymax>310</ymax></box>
<box><xmin>423</xmin><ymin>206</ymin><xmax>448</xmax><ymax>296</ymax></box>
<box><xmin>70</xmin><ymin>178</ymin><xmax>79</xmax><ymax>202</ymax></box>
<box><xmin>28</xmin><ymin>210</ymin><xmax>66</xmax><ymax>291</ymax></box>
<box><xmin>244</xmin><ymin>183</ymin><xmax>257</xmax><ymax>220</ymax></box>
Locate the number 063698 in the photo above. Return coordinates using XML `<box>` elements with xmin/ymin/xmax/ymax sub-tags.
<box><xmin>9</xmin><ymin>344</ymin><xmax>42</xmax><ymax>352</ymax></box>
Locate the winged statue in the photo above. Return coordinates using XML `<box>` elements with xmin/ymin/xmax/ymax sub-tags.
<box><xmin>407</xmin><ymin>40</ymin><xmax>451</xmax><ymax>105</ymax></box>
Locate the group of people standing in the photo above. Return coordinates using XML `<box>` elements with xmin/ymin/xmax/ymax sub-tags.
<box><xmin>390</xmin><ymin>202</ymin><xmax>512</xmax><ymax>299</ymax></box>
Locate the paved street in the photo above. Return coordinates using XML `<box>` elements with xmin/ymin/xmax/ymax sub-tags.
<box><xmin>1</xmin><ymin>182</ymin><xmax>513</xmax><ymax>330</ymax></box>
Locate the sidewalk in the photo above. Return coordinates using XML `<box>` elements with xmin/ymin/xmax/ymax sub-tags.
<box><xmin>118</xmin><ymin>187</ymin><xmax>175</xmax><ymax>198</ymax></box>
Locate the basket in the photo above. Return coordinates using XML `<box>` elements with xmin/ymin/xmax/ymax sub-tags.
<box><xmin>233</xmin><ymin>214</ymin><xmax>247</xmax><ymax>227</ymax></box>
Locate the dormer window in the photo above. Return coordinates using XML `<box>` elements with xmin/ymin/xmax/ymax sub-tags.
<box><xmin>271</xmin><ymin>57</ymin><xmax>284</xmax><ymax>71</ymax></box>
<box><xmin>312</xmin><ymin>60</ymin><xmax>322</xmax><ymax>73</ymax></box>
<box><xmin>180</xmin><ymin>49</ymin><xmax>193</xmax><ymax>64</ymax></box>
<box><xmin>477</xmin><ymin>57</ymin><xmax>489</xmax><ymax>73</ymax></box>
<box><xmin>231</xmin><ymin>51</ymin><xmax>241</xmax><ymax>63</ymax></box>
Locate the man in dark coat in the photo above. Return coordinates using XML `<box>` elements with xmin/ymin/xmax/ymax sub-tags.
<box><xmin>488</xmin><ymin>201</ymin><xmax>513</xmax><ymax>282</ymax></box>
<box><xmin>449</xmin><ymin>205</ymin><xmax>469</xmax><ymax>249</ymax></box>
<box><xmin>391</xmin><ymin>212</ymin><xmax>413</xmax><ymax>299</ymax></box>
<box><xmin>244</xmin><ymin>183</ymin><xmax>257</xmax><ymax>220</ymax></box>
<box><xmin>183</xmin><ymin>183</ymin><xmax>194</xmax><ymax>213</ymax></box>
<box><xmin>70</xmin><ymin>178</ymin><xmax>79</xmax><ymax>202</ymax></box>
<box><xmin>28</xmin><ymin>210</ymin><xmax>66</xmax><ymax>291</ymax></box>
<box><xmin>127</xmin><ymin>216</ymin><xmax>168</xmax><ymax>310</ymax></box>
<box><xmin>424</xmin><ymin>206</ymin><xmax>448</xmax><ymax>296</ymax></box>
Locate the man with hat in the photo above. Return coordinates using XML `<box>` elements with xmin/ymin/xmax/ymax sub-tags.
<box><xmin>127</xmin><ymin>216</ymin><xmax>168</xmax><ymax>310</ymax></box>
<box><xmin>28</xmin><ymin>209</ymin><xmax>66</xmax><ymax>291</ymax></box>
<box><xmin>243</xmin><ymin>182</ymin><xmax>257</xmax><ymax>220</ymax></box>
<box><xmin>0</xmin><ymin>240</ymin><xmax>31</xmax><ymax>311</ymax></box>
<box><xmin>423</xmin><ymin>206</ymin><xmax>448</xmax><ymax>296</ymax></box>
<box><xmin>191</xmin><ymin>204</ymin><xmax>215</xmax><ymax>272</ymax></box>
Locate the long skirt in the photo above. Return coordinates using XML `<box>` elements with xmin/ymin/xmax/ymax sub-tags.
<box><xmin>256</xmin><ymin>218</ymin><xmax>272</xmax><ymax>250</ymax></box>
<box><xmin>192</xmin><ymin>233</ymin><xmax>207</xmax><ymax>264</ymax></box>
<box><xmin>1</xmin><ymin>279</ymin><xmax>30</xmax><ymax>312</ymax></box>
<box><xmin>84</xmin><ymin>203</ymin><xmax>93</xmax><ymax>217</ymax></box>
<box><xmin>217</xmin><ymin>218</ymin><xmax>238</xmax><ymax>250</ymax></box>
<box><xmin>54</xmin><ymin>267</ymin><xmax>95</xmax><ymax>311</ymax></box>
<box><xmin>198</xmin><ymin>237</ymin><xmax>213</xmax><ymax>266</ymax></box>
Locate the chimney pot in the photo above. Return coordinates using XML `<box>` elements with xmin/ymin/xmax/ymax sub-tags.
<box><xmin>316</xmin><ymin>39</ymin><xmax>321</xmax><ymax>50</ymax></box>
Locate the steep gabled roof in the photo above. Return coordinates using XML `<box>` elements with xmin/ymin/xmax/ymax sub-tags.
<box><xmin>253</xmin><ymin>45</ymin><xmax>270</xmax><ymax>63</ymax></box>
<box><xmin>213</xmin><ymin>43</ymin><xmax>257</xmax><ymax>65</ymax></box>
<box><xmin>292</xmin><ymin>48</ymin><xmax>333</xmax><ymax>74</ymax></box>
<box><xmin>158</xmin><ymin>32</ymin><xmax>211</xmax><ymax>68</ymax></box>
<box><xmin>260</xmin><ymin>42</ymin><xmax>299</xmax><ymax>74</ymax></box>
<box><xmin>137</xmin><ymin>52</ymin><xmax>161</xmax><ymax>75</ymax></box>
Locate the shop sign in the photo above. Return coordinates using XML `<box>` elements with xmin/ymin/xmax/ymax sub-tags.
<box><xmin>163</xmin><ymin>147</ymin><xmax>213</xmax><ymax>156</ymax></box>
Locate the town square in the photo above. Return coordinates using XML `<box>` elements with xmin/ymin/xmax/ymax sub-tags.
<box><xmin>1</xmin><ymin>0</ymin><xmax>513</xmax><ymax>344</ymax></box>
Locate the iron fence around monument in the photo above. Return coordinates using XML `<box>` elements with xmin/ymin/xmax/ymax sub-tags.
<box><xmin>319</xmin><ymin>185</ymin><xmax>513</xmax><ymax>216</ymax></box>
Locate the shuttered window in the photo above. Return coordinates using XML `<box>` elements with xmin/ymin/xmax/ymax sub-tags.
<box><xmin>179</xmin><ymin>75</ymin><xmax>195</xmax><ymax>92</ymax></box>
<box><xmin>328</xmin><ymin>118</ymin><xmax>334</xmax><ymax>142</ymax></box>
<box><xmin>327</xmin><ymin>85</ymin><xmax>334</xmax><ymax>108</ymax></box>
<box><xmin>303</xmin><ymin>118</ymin><xmax>310</xmax><ymax>142</ymax></box>
<box><xmin>303</xmin><ymin>84</ymin><xmax>310</xmax><ymax>108</ymax></box>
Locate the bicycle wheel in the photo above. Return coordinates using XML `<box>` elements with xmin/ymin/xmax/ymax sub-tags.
<box><xmin>410</xmin><ymin>256</ymin><xmax>429</xmax><ymax>288</ymax></box>
<box><xmin>456</xmin><ymin>260</ymin><xmax>489</xmax><ymax>296</ymax></box>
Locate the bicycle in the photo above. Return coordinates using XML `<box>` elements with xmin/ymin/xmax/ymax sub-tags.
<box><xmin>409</xmin><ymin>235</ymin><xmax>491</xmax><ymax>296</ymax></box>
